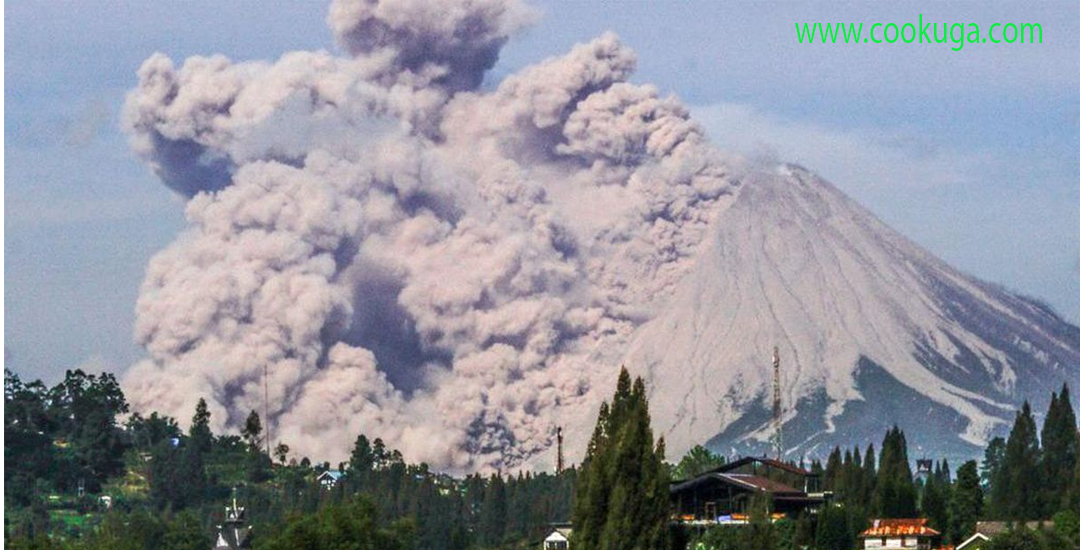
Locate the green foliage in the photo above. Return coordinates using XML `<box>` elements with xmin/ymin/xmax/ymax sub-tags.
<box><xmin>241</xmin><ymin>410</ymin><xmax>263</xmax><ymax>450</ymax></box>
<box><xmin>949</xmin><ymin>460</ymin><xmax>984</xmax><ymax>544</ymax></box>
<box><xmin>189</xmin><ymin>398</ymin><xmax>213</xmax><ymax>455</ymax></box>
<box><xmin>991</xmin><ymin>402</ymin><xmax>1042</xmax><ymax>520</ymax></box>
<box><xmin>1041</xmin><ymin>385</ymin><xmax>1079</xmax><ymax>515</ymax></box>
<box><xmin>1052</xmin><ymin>510</ymin><xmax>1080</xmax><ymax>547</ymax></box>
<box><xmin>148</xmin><ymin>440</ymin><xmax>206</xmax><ymax>510</ymax></box>
<box><xmin>5</xmin><ymin>369</ymin><xmax>129</xmax><ymax>503</ymax></box>
<box><xmin>572</xmin><ymin>368</ymin><xmax>670</xmax><ymax>550</ymax></box>
<box><xmin>873</xmin><ymin>426</ymin><xmax>917</xmax><ymax>518</ymax></box>
<box><xmin>673</xmin><ymin>445</ymin><xmax>724</xmax><ymax>480</ymax></box>
<box><xmin>980</xmin><ymin>526</ymin><xmax>1061</xmax><ymax>550</ymax></box>
<box><xmin>814</xmin><ymin>504</ymin><xmax>853</xmax><ymax>550</ymax></box>
<box><xmin>256</xmin><ymin>495</ymin><xmax>412</xmax><ymax>550</ymax></box>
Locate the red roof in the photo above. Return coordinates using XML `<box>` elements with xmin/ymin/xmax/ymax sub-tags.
<box><xmin>860</xmin><ymin>519</ymin><xmax>941</xmax><ymax>538</ymax></box>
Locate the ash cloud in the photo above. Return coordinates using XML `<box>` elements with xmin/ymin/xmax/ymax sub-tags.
<box><xmin>122</xmin><ymin>0</ymin><xmax>738</xmax><ymax>471</ymax></box>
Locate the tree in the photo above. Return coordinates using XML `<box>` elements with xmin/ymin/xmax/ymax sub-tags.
<box><xmin>161</xmin><ymin>510</ymin><xmax>209</xmax><ymax>550</ymax></box>
<box><xmin>349</xmin><ymin>434</ymin><xmax>375</xmax><ymax>478</ymax></box>
<box><xmin>981</xmin><ymin>527</ymin><xmax>1043</xmax><ymax>550</ymax></box>
<box><xmin>478</xmin><ymin>474</ymin><xmax>507</xmax><ymax>547</ymax></box>
<box><xmin>921</xmin><ymin>467</ymin><xmax>948</xmax><ymax>534</ymax></box>
<box><xmin>274</xmin><ymin>443</ymin><xmax>290</xmax><ymax>465</ymax></box>
<box><xmin>48</xmin><ymin>369</ymin><xmax>130</xmax><ymax>491</ymax></box>
<box><xmin>815</xmin><ymin>504</ymin><xmax>853</xmax><ymax>550</ymax></box>
<box><xmin>739</xmin><ymin>493</ymin><xmax>778</xmax><ymax>550</ymax></box>
<box><xmin>873</xmin><ymin>426</ymin><xmax>917</xmax><ymax>517</ymax></box>
<box><xmin>1041</xmin><ymin>385</ymin><xmax>1078</xmax><ymax>514</ymax></box>
<box><xmin>189</xmin><ymin>398</ymin><xmax>213</xmax><ymax>455</ymax></box>
<box><xmin>994</xmin><ymin>402</ymin><xmax>1042</xmax><ymax>520</ymax></box>
<box><xmin>572</xmin><ymin>367</ymin><xmax>670</xmax><ymax>550</ymax></box>
<box><xmin>1052</xmin><ymin>510</ymin><xmax>1080</xmax><ymax>547</ymax></box>
<box><xmin>949</xmin><ymin>460</ymin><xmax>983</xmax><ymax>544</ymax></box>
<box><xmin>673</xmin><ymin>445</ymin><xmax>724</xmax><ymax>480</ymax></box>
<box><xmin>258</xmin><ymin>495</ymin><xmax>413</xmax><ymax>550</ymax></box>
<box><xmin>149</xmin><ymin>439</ymin><xmax>205</xmax><ymax>510</ymax></box>
<box><xmin>241</xmin><ymin>410</ymin><xmax>263</xmax><ymax>450</ymax></box>
<box><xmin>126</xmin><ymin>412</ymin><xmax>181</xmax><ymax>451</ymax></box>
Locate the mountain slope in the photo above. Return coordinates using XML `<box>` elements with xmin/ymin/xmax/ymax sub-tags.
<box><xmin>623</xmin><ymin>164</ymin><xmax>1080</xmax><ymax>461</ymax></box>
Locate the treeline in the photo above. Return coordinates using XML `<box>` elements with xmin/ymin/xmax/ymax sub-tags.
<box><xmin>6</xmin><ymin>368</ymin><xmax>1080</xmax><ymax>550</ymax></box>
<box><xmin>781</xmin><ymin>384</ymin><xmax>1080</xmax><ymax>550</ymax></box>
<box><xmin>4</xmin><ymin>368</ymin><xmax>573</xmax><ymax>550</ymax></box>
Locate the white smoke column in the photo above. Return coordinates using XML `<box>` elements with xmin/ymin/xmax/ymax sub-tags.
<box><xmin>122</xmin><ymin>0</ymin><xmax>738</xmax><ymax>471</ymax></box>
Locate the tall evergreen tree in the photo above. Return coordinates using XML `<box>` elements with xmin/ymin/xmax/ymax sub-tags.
<box><xmin>921</xmin><ymin>464</ymin><xmax>948</xmax><ymax>534</ymax></box>
<box><xmin>479</xmin><ymin>474</ymin><xmax>507</xmax><ymax>547</ymax></box>
<box><xmin>572</xmin><ymin>368</ymin><xmax>670</xmax><ymax>550</ymax></box>
<box><xmin>873</xmin><ymin>426</ymin><xmax>917</xmax><ymax>517</ymax></box>
<box><xmin>995</xmin><ymin>402</ymin><xmax>1042</xmax><ymax>520</ymax></box>
<box><xmin>349</xmin><ymin>434</ymin><xmax>375</xmax><ymax>479</ymax></box>
<box><xmin>815</xmin><ymin>504</ymin><xmax>853</xmax><ymax>550</ymax></box>
<box><xmin>949</xmin><ymin>460</ymin><xmax>983</xmax><ymax>544</ymax></box>
<box><xmin>189</xmin><ymin>398</ymin><xmax>213</xmax><ymax>455</ymax></box>
<box><xmin>1041</xmin><ymin>385</ymin><xmax>1078</xmax><ymax>514</ymax></box>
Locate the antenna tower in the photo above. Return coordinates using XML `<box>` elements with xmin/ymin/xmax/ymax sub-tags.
<box><xmin>771</xmin><ymin>346</ymin><xmax>784</xmax><ymax>460</ymax></box>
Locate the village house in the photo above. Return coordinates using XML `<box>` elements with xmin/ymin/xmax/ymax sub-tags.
<box><xmin>317</xmin><ymin>469</ymin><xmax>344</xmax><ymax>490</ymax></box>
<box><xmin>859</xmin><ymin>518</ymin><xmax>944</xmax><ymax>550</ymax></box>
<box><xmin>669</xmin><ymin>456</ymin><xmax>826</xmax><ymax>524</ymax></box>
<box><xmin>542</xmin><ymin>526</ymin><xmax>572</xmax><ymax>550</ymax></box>
<box><xmin>954</xmin><ymin>521</ymin><xmax>1055</xmax><ymax>550</ymax></box>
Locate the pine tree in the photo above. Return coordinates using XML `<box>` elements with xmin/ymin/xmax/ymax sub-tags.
<box><xmin>189</xmin><ymin>398</ymin><xmax>212</xmax><ymax>455</ymax></box>
<box><xmin>815</xmin><ymin>504</ymin><xmax>852</xmax><ymax>550</ymax></box>
<box><xmin>949</xmin><ymin>460</ymin><xmax>983</xmax><ymax>544</ymax></box>
<box><xmin>1041</xmin><ymin>385</ymin><xmax>1079</xmax><ymax>515</ymax></box>
<box><xmin>873</xmin><ymin>426</ymin><xmax>917</xmax><ymax>517</ymax></box>
<box><xmin>824</xmin><ymin>447</ymin><xmax>843</xmax><ymax>493</ymax></box>
<box><xmin>997</xmin><ymin>402</ymin><xmax>1042</xmax><ymax>520</ymax></box>
<box><xmin>572</xmin><ymin>367</ymin><xmax>670</xmax><ymax>550</ymax></box>
<box><xmin>921</xmin><ymin>464</ymin><xmax>948</xmax><ymax>534</ymax></box>
<box><xmin>479</xmin><ymin>474</ymin><xmax>507</xmax><ymax>547</ymax></box>
<box><xmin>349</xmin><ymin>434</ymin><xmax>375</xmax><ymax>480</ymax></box>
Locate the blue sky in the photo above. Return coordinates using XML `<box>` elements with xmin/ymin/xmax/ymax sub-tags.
<box><xmin>5</xmin><ymin>1</ymin><xmax>1079</xmax><ymax>383</ymax></box>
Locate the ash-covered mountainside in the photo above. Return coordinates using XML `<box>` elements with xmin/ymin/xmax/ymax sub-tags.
<box><xmin>624</xmin><ymin>164</ymin><xmax>1080</xmax><ymax>462</ymax></box>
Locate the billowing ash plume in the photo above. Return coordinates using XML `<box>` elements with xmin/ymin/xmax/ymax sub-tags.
<box><xmin>122</xmin><ymin>0</ymin><xmax>738</xmax><ymax>471</ymax></box>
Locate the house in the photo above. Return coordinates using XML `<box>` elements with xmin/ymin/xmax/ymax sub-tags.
<box><xmin>859</xmin><ymin>518</ymin><xmax>942</xmax><ymax>550</ymax></box>
<box><xmin>542</xmin><ymin>527</ymin><xmax>572</xmax><ymax>550</ymax></box>
<box><xmin>317</xmin><ymin>469</ymin><xmax>344</xmax><ymax>489</ymax></box>
<box><xmin>955</xmin><ymin>521</ymin><xmax>1055</xmax><ymax>550</ymax></box>
<box><xmin>670</xmin><ymin>456</ymin><xmax>825</xmax><ymax>524</ymax></box>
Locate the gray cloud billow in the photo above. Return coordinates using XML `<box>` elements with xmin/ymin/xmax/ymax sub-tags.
<box><xmin>121</xmin><ymin>0</ymin><xmax>739</xmax><ymax>471</ymax></box>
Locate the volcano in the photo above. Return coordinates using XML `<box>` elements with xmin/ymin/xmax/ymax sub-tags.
<box><xmin>623</xmin><ymin>163</ymin><xmax>1080</xmax><ymax>462</ymax></box>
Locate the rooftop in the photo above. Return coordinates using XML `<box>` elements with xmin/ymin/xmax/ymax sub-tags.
<box><xmin>860</xmin><ymin>518</ymin><xmax>941</xmax><ymax>538</ymax></box>
<box><xmin>713</xmin><ymin>456</ymin><xmax>814</xmax><ymax>477</ymax></box>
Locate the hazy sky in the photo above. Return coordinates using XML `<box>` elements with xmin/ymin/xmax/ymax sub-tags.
<box><xmin>5</xmin><ymin>0</ymin><xmax>1079</xmax><ymax>383</ymax></box>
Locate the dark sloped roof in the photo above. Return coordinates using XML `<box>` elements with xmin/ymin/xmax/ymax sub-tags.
<box><xmin>713</xmin><ymin>456</ymin><xmax>813</xmax><ymax>477</ymax></box>
<box><xmin>670</xmin><ymin>472</ymin><xmax>804</xmax><ymax>496</ymax></box>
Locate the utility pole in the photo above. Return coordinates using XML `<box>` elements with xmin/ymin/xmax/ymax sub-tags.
<box><xmin>556</xmin><ymin>426</ymin><xmax>565</xmax><ymax>475</ymax></box>
<box><xmin>263</xmin><ymin>364</ymin><xmax>271</xmax><ymax>457</ymax></box>
<box><xmin>771</xmin><ymin>346</ymin><xmax>784</xmax><ymax>460</ymax></box>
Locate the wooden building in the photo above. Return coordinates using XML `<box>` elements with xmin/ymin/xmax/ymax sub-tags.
<box><xmin>670</xmin><ymin>456</ymin><xmax>825</xmax><ymax>523</ymax></box>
